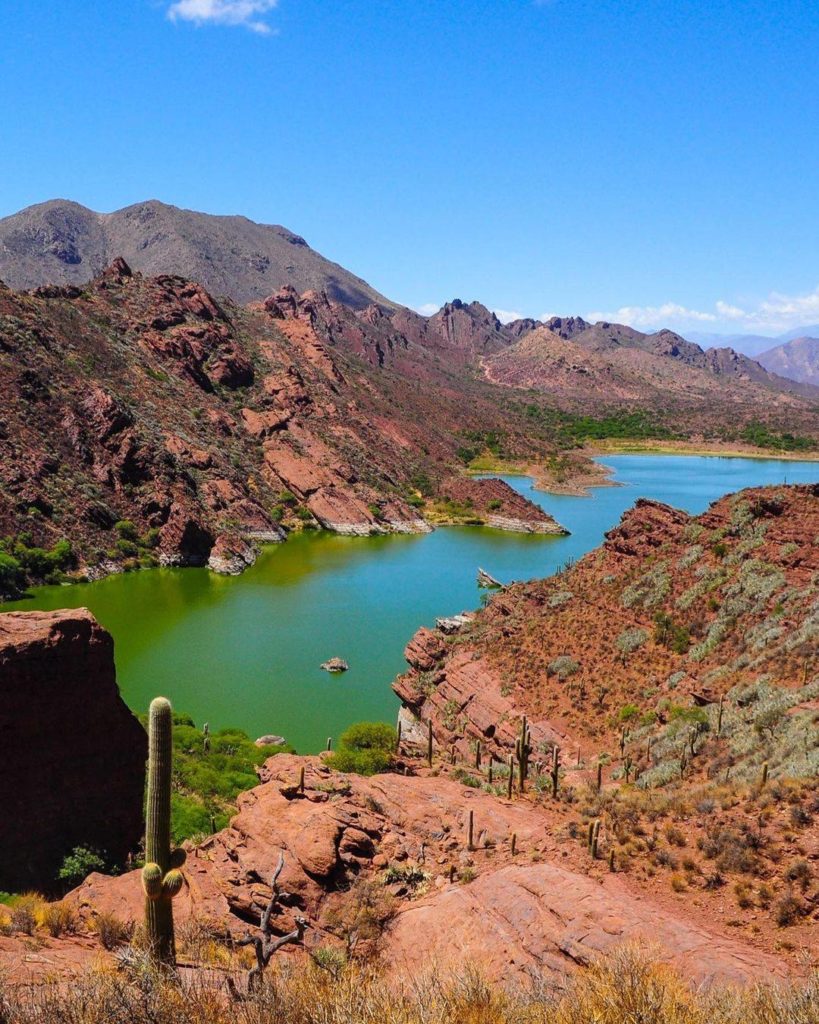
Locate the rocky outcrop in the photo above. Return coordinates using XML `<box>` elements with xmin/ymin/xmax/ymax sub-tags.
<box><xmin>58</xmin><ymin>754</ymin><xmax>790</xmax><ymax>988</ymax></box>
<box><xmin>0</xmin><ymin>609</ymin><xmax>145</xmax><ymax>891</ymax></box>
<box><xmin>439</xmin><ymin>476</ymin><xmax>568</xmax><ymax>534</ymax></box>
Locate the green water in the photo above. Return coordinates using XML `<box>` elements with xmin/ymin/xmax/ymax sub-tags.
<box><xmin>5</xmin><ymin>455</ymin><xmax>817</xmax><ymax>751</ymax></box>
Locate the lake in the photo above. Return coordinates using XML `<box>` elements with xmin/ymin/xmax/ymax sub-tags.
<box><xmin>5</xmin><ymin>455</ymin><xmax>817</xmax><ymax>751</ymax></box>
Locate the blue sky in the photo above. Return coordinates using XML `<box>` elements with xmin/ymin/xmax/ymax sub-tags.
<box><xmin>1</xmin><ymin>0</ymin><xmax>818</xmax><ymax>335</ymax></box>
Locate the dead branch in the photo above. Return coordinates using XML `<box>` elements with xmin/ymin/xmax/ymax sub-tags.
<box><xmin>233</xmin><ymin>852</ymin><xmax>309</xmax><ymax>994</ymax></box>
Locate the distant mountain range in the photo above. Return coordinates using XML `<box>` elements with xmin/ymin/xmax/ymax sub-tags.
<box><xmin>0</xmin><ymin>199</ymin><xmax>394</xmax><ymax>309</ymax></box>
<box><xmin>756</xmin><ymin>335</ymin><xmax>819</xmax><ymax>386</ymax></box>
<box><xmin>481</xmin><ymin>315</ymin><xmax>819</xmax><ymax>424</ymax></box>
<box><xmin>1</xmin><ymin>198</ymin><xmax>817</xmax><ymax>437</ymax></box>
<box><xmin>685</xmin><ymin>327</ymin><xmax>819</xmax><ymax>387</ymax></box>
<box><xmin>687</xmin><ymin>325</ymin><xmax>819</xmax><ymax>358</ymax></box>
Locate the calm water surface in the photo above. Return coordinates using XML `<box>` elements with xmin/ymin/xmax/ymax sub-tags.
<box><xmin>6</xmin><ymin>455</ymin><xmax>817</xmax><ymax>751</ymax></box>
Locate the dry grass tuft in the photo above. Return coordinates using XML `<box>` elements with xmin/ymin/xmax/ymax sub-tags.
<box><xmin>0</xmin><ymin>944</ymin><xmax>817</xmax><ymax>1024</ymax></box>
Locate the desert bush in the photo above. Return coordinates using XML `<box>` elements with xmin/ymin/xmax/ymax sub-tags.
<box><xmin>547</xmin><ymin>655</ymin><xmax>579</xmax><ymax>680</ymax></box>
<box><xmin>41</xmin><ymin>901</ymin><xmax>77</xmax><ymax>938</ymax></box>
<box><xmin>774</xmin><ymin>894</ymin><xmax>804</xmax><ymax>926</ymax></box>
<box><xmin>0</xmin><ymin>944</ymin><xmax>818</xmax><ymax>1024</ymax></box>
<box><xmin>326</xmin><ymin>721</ymin><xmax>396</xmax><ymax>776</ymax></box>
<box><xmin>96</xmin><ymin>911</ymin><xmax>134</xmax><ymax>950</ymax></box>
<box><xmin>785</xmin><ymin>859</ymin><xmax>812</xmax><ymax>890</ymax></box>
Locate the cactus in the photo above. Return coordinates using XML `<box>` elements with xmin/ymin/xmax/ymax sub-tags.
<box><xmin>761</xmin><ymin>761</ymin><xmax>769</xmax><ymax>787</ymax></box>
<box><xmin>550</xmin><ymin>746</ymin><xmax>560</xmax><ymax>798</ymax></box>
<box><xmin>596</xmin><ymin>761</ymin><xmax>603</xmax><ymax>793</ymax></box>
<box><xmin>396</xmin><ymin>720</ymin><xmax>402</xmax><ymax>752</ymax></box>
<box><xmin>511</xmin><ymin>832</ymin><xmax>517</xmax><ymax>856</ymax></box>
<box><xmin>298</xmin><ymin>765</ymin><xmax>305</xmax><ymax>793</ymax></box>
<box><xmin>624</xmin><ymin>755</ymin><xmax>633</xmax><ymax>784</ymax></box>
<box><xmin>587</xmin><ymin>820</ymin><xmax>595</xmax><ymax>851</ymax></box>
<box><xmin>608</xmin><ymin>848</ymin><xmax>616</xmax><ymax>872</ymax></box>
<box><xmin>327</xmin><ymin>736</ymin><xmax>333</xmax><ymax>751</ymax></box>
<box><xmin>717</xmin><ymin>695</ymin><xmax>724</xmax><ymax>737</ymax></box>
<box><xmin>202</xmin><ymin>721</ymin><xmax>210</xmax><ymax>753</ymax></box>
<box><xmin>143</xmin><ymin>697</ymin><xmax>186</xmax><ymax>966</ymax></box>
<box><xmin>427</xmin><ymin>720</ymin><xmax>433</xmax><ymax>766</ymax></box>
<box><xmin>590</xmin><ymin>819</ymin><xmax>600</xmax><ymax>859</ymax></box>
<box><xmin>467</xmin><ymin>810</ymin><xmax>474</xmax><ymax>851</ymax></box>
<box><xmin>507</xmin><ymin>755</ymin><xmax>514</xmax><ymax>799</ymax></box>
<box><xmin>517</xmin><ymin>716</ymin><xmax>532</xmax><ymax>789</ymax></box>
<box><xmin>620</xmin><ymin>726</ymin><xmax>627</xmax><ymax>757</ymax></box>
<box><xmin>488</xmin><ymin>762</ymin><xmax>494</xmax><ymax>785</ymax></box>
<box><xmin>475</xmin><ymin>740</ymin><xmax>482</xmax><ymax>770</ymax></box>
<box><xmin>450</xmin><ymin>743</ymin><xmax>457</xmax><ymax>765</ymax></box>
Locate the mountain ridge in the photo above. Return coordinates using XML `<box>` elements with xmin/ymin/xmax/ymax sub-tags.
<box><xmin>757</xmin><ymin>335</ymin><xmax>819</xmax><ymax>386</ymax></box>
<box><xmin>0</xmin><ymin>199</ymin><xmax>396</xmax><ymax>310</ymax></box>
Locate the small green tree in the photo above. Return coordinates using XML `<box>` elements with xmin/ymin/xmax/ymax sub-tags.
<box><xmin>58</xmin><ymin>846</ymin><xmax>106</xmax><ymax>889</ymax></box>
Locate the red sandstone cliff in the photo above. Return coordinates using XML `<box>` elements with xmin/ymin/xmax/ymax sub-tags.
<box><xmin>0</xmin><ymin>609</ymin><xmax>146</xmax><ymax>891</ymax></box>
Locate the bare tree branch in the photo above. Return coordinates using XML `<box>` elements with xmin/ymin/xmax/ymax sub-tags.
<box><xmin>232</xmin><ymin>852</ymin><xmax>309</xmax><ymax>995</ymax></box>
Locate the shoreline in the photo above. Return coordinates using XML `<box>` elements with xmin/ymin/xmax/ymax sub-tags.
<box><xmin>469</xmin><ymin>439</ymin><xmax>819</xmax><ymax>498</ymax></box>
<box><xmin>4</xmin><ymin>443</ymin><xmax>817</xmax><ymax>603</ymax></box>
<box><xmin>584</xmin><ymin>438</ymin><xmax>819</xmax><ymax>462</ymax></box>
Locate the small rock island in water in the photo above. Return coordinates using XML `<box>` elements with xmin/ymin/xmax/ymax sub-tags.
<box><xmin>320</xmin><ymin>657</ymin><xmax>349</xmax><ymax>673</ymax></box>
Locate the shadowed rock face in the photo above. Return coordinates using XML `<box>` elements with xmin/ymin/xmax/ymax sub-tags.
<box><xmin>0</xmin><ymin>609</ymin><xmax>146</xmax><ymax>891</ymax></box>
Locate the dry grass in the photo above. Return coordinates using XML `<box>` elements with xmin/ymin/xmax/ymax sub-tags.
<box><xmin>0</xmin><ymin>945</ymin><xmax>817</xmax><ymax>1024</ymax></box>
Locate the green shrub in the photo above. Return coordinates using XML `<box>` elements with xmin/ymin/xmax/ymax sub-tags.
<box><xmin>139</xmin><ymin>713</ymin><xmax>293</xmax><ymax>843</ymax></box>
<box><xmin>0</xmin><ymin>552</ymin><xmax>23</xmax><ymax>594</ymax></box>
<box><xmin>326</xmin><ymin>721</ymin><xmax>396</xmax><ymax>777</ymax></box>
<box><xmin>58</xmin><ymin>847</ymin><xmax>106</xmax><ymax>889</ymax></box>
<box><xmin>0</xmin><ymin>535</ymin><xmax>74</xmax><ymax>589</ymax></box>
<box><xmin>114</xmin><ymin>520</ymin><xmax>138</xmax><ymax>541</ymax></box>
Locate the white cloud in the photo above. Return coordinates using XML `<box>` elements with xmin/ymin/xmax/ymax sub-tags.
<box><xmin>493</xmin><ymin>308</ymin><xmax>524</xmax><ymax>324</ymax></box>
<box><xmin>415</xmin><ymin>302</ymin><xmax>441</xmax><ymax>317</ymax></box>
<box><xmin>167</xmin><ymin>0</ymin><xmax>278</xmax><ymax>33</ymax></box>
<box><xmin>586</xmin><ymin>302</ymin><xmax>718</xmax><ymax>329</ymax></box>
<box><xmin>587</xmin><ymin>285</ymin><xmax>819</xmax><ymax>334</ymax></box>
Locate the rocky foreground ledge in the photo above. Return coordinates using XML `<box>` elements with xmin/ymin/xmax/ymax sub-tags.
<box><xmin>47</xmin><ymin>753</ymin><xmax>786</xmax><ymax>989</ymax></box>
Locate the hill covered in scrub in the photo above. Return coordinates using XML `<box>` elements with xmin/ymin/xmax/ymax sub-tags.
<box><xmin>394</xmin><ymin>483</ymin><xmax>819</xmax><ymax>955</ymax></box>
<box><xmin>2</xmin><ymin>199</ymin><xmax>819</xmax><ymax>462</ymax></box>
<box><xmin>484</xmin><ymin>316</ymin><xmax>819</xmax><ymax>432</ymax></box>
<box><xmin>1</xmin><ymin>241</ymin><xmax>818</xmax><ymax>593</ymax></box>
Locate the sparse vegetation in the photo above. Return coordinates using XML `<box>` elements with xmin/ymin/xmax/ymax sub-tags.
<box><xmin>0</xmin><ymin>943</ymin><xmax>817</xmax><ymax>1023</ymax></box>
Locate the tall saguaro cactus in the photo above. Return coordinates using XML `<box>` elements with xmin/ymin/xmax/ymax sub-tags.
<box><xmin>143</xmin><ymin>697</ymin><xmax>186</xmax><ymax>965</ymax></box>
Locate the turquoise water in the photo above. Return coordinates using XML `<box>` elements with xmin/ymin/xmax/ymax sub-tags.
<box><xmin>5</xmin><ymin>455</ymin><xmax>816</xmax><ymax>751</ymax></box>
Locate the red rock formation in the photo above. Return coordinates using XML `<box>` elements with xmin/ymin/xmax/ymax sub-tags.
<box><xmin>439</xmin><ymin>476</ymin><xmax>568</xmax><ymax>533</ymax></box>
<box><xmin>0</xmin><ymin>609</ymin><xmax>146</xmax><ymax>891</ymax></box>
<box><xmin>57</xmin><ymin>754</ymin><xmax>790</xmax><ymax>988</ymax></box>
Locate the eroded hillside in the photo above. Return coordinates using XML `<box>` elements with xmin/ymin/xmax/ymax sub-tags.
<box><xmin>0</xmin><ymin>263</ymin><xmax>560</xmax><ymax>590</ymax></box>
